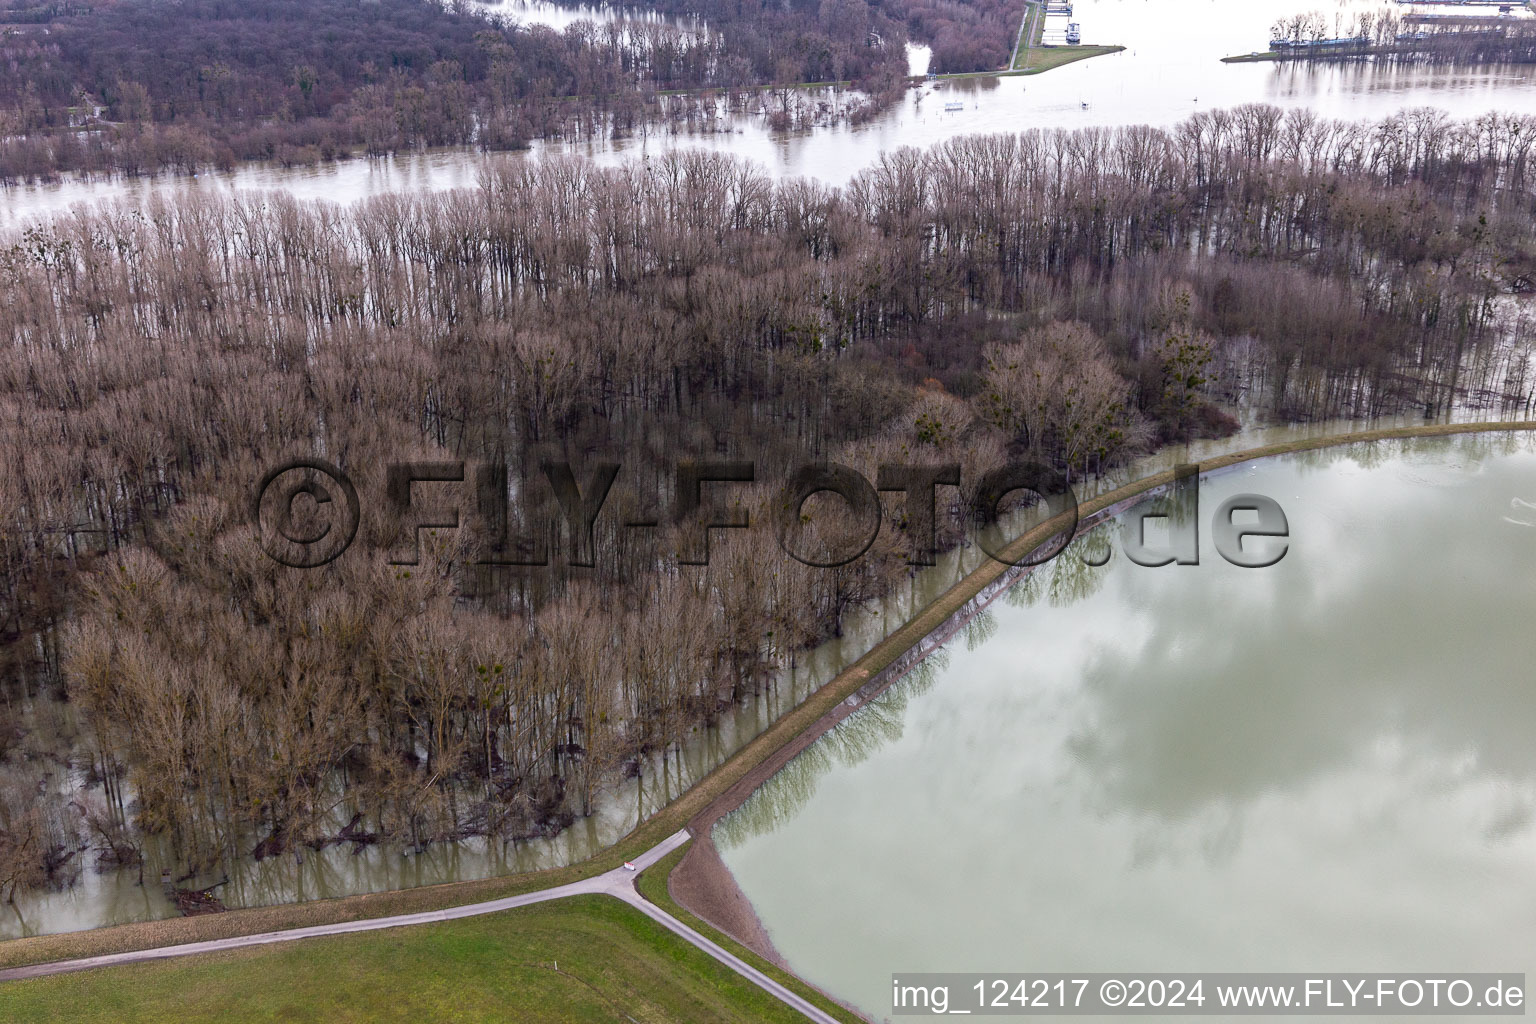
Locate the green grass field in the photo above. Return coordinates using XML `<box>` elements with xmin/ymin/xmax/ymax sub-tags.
<box><xmin>1012</xmin><ymin>44</ymin><xmax>1124</xmax><ymax>73</ymax></box>
<box><xmin>0</xmin><ymin>896</ymin><xmax>816</xmax><ymax>1024</ymax></box>
<box><xmin>0</xmin><ymin>847</ymin><xmax>863</xmax><ymax>1024</ymax></box>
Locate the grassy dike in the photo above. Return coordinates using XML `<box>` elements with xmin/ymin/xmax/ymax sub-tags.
<box><xmin>1012</xmin><ymin>45</ymin><xmax>1124</xmax><ymax>74</ymax></box>
<box><xmin>2</xmin><ymin>421</ymin><xmax>1533</xmax><ymax>987</ymax></box>
<box><xmin>0</xmin><ymin>895</ymin><xmax>826</xmax><ymax>1023</ymax></box>
<box><xmin>1011</xmin><ymin>0</ymin><xmax>1045</xmax><ymax>67</ymax></box>
<box><xmin>636</xmin><ymin>843</ymin><xmax>866</xmax><ymax>1024</ymax></box>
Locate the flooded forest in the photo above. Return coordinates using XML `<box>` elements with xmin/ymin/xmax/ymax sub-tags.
<box><xmin>2</xmin><ymin>103</ymin><xmax>1535</xmax><ymax>915</ymax></box>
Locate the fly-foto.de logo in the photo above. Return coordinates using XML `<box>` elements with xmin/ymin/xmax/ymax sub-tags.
<box><xmin>252</xmin><ymin>459</ymin><xmax>1289</xmax><ymax>571</ymax></box>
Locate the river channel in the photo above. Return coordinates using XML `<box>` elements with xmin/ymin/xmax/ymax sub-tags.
<box><xmin>5</xmin><ymin>0</ymin><xmax>1536</xmax><ymax>227</ymax></box>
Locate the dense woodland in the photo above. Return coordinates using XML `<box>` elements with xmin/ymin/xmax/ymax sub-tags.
<box><xmin>1</xmin><ymin>105</ymin><xmax>1536</xmax><ymax>899</ymax></box>
<box><xmin>904</xmin><ymin>0</ymin><xmax>1022</xmax><ymax>74</ymax></box>
<box><xmin>0</xmin><ymin>0</ymin><xmax>913</xmax><ymax>181</ymax></box>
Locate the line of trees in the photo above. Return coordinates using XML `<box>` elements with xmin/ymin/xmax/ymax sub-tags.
<box><xmin>1271</xmin><ymin>8</ymin><xmax>1406</xmax><ymax>46</ymax></box>
<box><xmin>2</xmin><ymin>105</ymin><xmax>1535</xmax><ymax>898</ymax></box>
<box><xmin>1272</xmin><ymin>6</ymin><xmax>1536</xmax><ymax>64</ymax></box>
<box><xmin>0</xmin><ymin>0</ymin><xmax>912</xmax><ymax>182</ymax></box>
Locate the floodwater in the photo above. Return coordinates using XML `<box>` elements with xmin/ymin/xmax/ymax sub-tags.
<box><xmin>0</xmin><ymin>463</ymin><xmax>1040</xmax><ymax>939</ymax></box>
<box><xmin>6</xmin><ymin>0</ymin><xmax>1536</xmax><ymax>225</ymax></box>
<box><xmin>717</xmin><ymin>432</ymin><xmax>1536</xmax><ymax>1020</ymax></box>
<box><xmin>0</xmin><ymin>620</ymin><xmax>832</xmax><ymax>939</ymax></box>
<box><xmin>488</xmin><ymin>0</ymin><xmax>705</xmax><ymax>34</ymax></box>
<box><xmin>5</xmin><ymin>408</ymin><xmax>1516</xmax><ymax>939</ymax></box>
<box><xmin>4</xmin><ymin>0</ymin><xmax>1536</xmax><ymax>938</ymax></box>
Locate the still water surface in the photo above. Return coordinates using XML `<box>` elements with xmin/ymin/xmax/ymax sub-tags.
<box><xmin>718</xmin><ymin>433</ymin><xmax>1536</xmax><ymax>1020</ymax></box>
<box><xmin>6</xmin><ymin>0</ymin><xmax>1536</xmax><ymax>225</ymax></box>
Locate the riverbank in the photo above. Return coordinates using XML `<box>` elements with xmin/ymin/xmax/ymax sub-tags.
<box><xmin>1013</xmin><ymin>45</ymin><xmax>1125</xmax><ymax>74</ymax></box>
<box><xmin>661</xmin><ymin>419</ymin><xmax>1536</xmax><ymax>958</ymax></box>
<box><xmin>1223</xmin><ymin>45</ymin><xmax>1389</xmax><ymax>63</ymax></box>
<box><xmin>4</xmin><ymin>421</ymin><xmax>1533</xmax><ymax>980</ymax></box>
<box><xmin>1223</xmin><ymin>37</ymin><xmax>1536</xmax><ymax>63</ymax></box>
<box><xmin>921</xmin><ymin>45</ymin><xmax>1125</xmax><ymax>83</ymax></box>
<box><xmin>1010</xmin><ymin>0</ymin><xmax>1046</xmax><ymax>70</ymax></box>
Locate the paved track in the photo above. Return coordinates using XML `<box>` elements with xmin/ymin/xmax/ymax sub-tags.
<box><xmin>0</xmin><ymin>829</ymin><xmax>845</xmax><ymax>1024</ymax></box>
<box><xmin>1012</xmin><ymin>0</ymin><xmax>1043</xmax><ymax>69</ymax></box>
